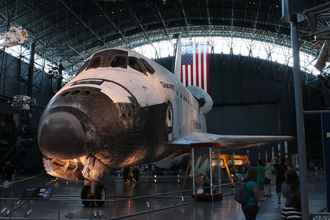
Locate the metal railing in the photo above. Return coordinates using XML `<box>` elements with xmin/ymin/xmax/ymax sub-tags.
<box><xmin>310</xmin><ymin>213</ymin><xmax>330</xmax><ymax>220</ymax></box>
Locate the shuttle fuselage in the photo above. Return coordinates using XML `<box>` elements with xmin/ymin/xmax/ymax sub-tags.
<box><xmin>38</xmin><ymin>48</ymin><xmax>211</xmax><ymax>182</ymax></box>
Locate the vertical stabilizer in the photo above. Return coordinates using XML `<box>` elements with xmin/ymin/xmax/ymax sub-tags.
<box><xmin>174</xmin><ymin>35</ymin><xmax>182</xmax><ymax>80</ymax></box>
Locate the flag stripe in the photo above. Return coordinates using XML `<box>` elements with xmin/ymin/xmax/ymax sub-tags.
<box><xmin>187</xmin><ymin>65</ymin><xmax>191</xmax><ymax>86</ymax></box>
<box><xmin>193</xmin><ymin>44</ymin><xmax>196</xmax><ymax>86</ymax></box>
<box><xmin>185</xmin><ymin>64</ymin><xmax>188</xmax><ymax>86</ymax></box>
<box><xmin>198</xmin><ymin>50</ymin><xmax>202</xmax><ymax>88</ymax></box>
<box><xmin>180</xmin><ymin>67</ymin><xmax>182</xmax><ymax>83</ymax></box>
<box><xmin>201</xmin><ymin>50</ymin><xmax>204</xmax><ymax>90</ymax></box>
<box><xmin>181</xmin><ymin>65</ymin><xmax>186</xmax><ymax>86</ymax></box>
<box><xmin>196</xmin><ymin>49</ymin><xmax>199</xmax><ymax>87</ymax></box>
<box><xmin>206</xmin><ymin>52</ymin><xmax>209</xmax><ymax>92</ymax></box>
<box><xmin>203</xmin><ymin>47</ymin><xmax>207</xmax><ymax>91</ymax></box>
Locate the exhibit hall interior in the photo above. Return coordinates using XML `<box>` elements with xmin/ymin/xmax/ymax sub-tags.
<box><xmin>0</xmin><ymin>0</ymin><xmax>329</xmax><ymax>219</ymax></box>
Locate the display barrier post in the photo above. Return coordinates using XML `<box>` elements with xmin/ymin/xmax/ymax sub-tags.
<box><xmin>191</xmin><ymin>148</ymin><xmax>196</xmax><ymax>196</ymax></box>
<box><xmin>321</xmin><ymin>113</ymin><xmax>330</xmax><ymax>211</ymax></box>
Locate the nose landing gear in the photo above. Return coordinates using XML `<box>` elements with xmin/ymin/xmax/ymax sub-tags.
<box><xmin>166</xmin><ymin>103</ymin><xmax>173</xmax><ymax>141</ymax></box>
<box><xmin>80</xmin><ymin>156</ymin><xmax>107</xmax><ymax>207</ymax></box>
<box><xmin>81</xmin><ymin>183</ymin><xmax>106</xmax><ymax>207</ymax></box>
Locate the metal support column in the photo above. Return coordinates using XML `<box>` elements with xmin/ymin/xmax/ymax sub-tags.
<box><xmin>218</xmin><ymin>150</ymin><xmax>222</xmax><ymax>194</ymax></box>
<box><xmin>321</xmin><ymin>113</ymin><xmax>326</xmax><ymax>176</ymax></box>
<box><xmin>305</xmin><ymin>110</ymin><xmax>330</xmax><ymax>211</ymax></box>
<box><xmin>27</xmin><ymin>41</ymin><xmax>36</xmax><ymax>97</ymax></box>
<box><xmin>56</xmin><ymin>63</ymin><xmax>63</xmax><ymax>91</ymax></box>
<box><xmin>290</xmin><ymin>20</ymin><xmax>309</xmax><ymax>220</ymax></box>
<box><xmin>321</xmin><ymin>112</ymin><xmax>330</xmax><ymax>211</ymax></box>
<box><xmin>284</xmin><ymin>141</ymin><xmax>288</xmax><ymax>158</ymax></box>
<box><xmin>16</xmin><ymin>56</ymin><xmax>22</xmax><ymax>94</ymax></box>
<box><xmin>191</xmin><ymin>148</ymin><xmax>196</xmax><ymax>196</ymax></box>
<box><xmin>208</xmin><ymin>147</ymin><xmax>213</xmax><ymax>197</ymax></box>
<box><xmin>277</xmin><ymin>143</ymin><xmax>282</xmax><ymax>157</ymax></box>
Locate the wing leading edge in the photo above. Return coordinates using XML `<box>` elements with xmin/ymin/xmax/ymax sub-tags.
<box><xmin>171</xmin><ymin>132</ymin><xmax>293</xmax><ymax>150</ymax></box>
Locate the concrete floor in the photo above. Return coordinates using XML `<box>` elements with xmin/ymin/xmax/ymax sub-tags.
<box><xmin>0</xmin><ymin>175</ymin><xmax>326</xmax><ymax>220</ymax></box>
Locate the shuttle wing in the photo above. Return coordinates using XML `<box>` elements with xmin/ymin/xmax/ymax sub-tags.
<box><xmin>171</xmin><ymin>132</ymin><xmax>293</xmax><ymax>150</ymax></box>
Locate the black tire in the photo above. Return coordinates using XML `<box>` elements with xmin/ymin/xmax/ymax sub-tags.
<box><xmin>133</xmin><ymin>168</ymin><xmax>140</xmax><ymax>182</ymax></box>
<box><xmin>95</xmin><ymin>184</ymin><xmax>106</xmax><ymax>207</ymax></box>
<box><xmin>81</xmin><ymin>185</ymin><xmax>92</xmax><ymax>207</ymax></box>
<box><xmin>81</xmin><ymin>184</ymin><xmax>105</xmax><ymax>207</ymax></box>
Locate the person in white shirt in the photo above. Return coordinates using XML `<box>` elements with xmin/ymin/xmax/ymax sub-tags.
<box><xmin>264</xmin><ymin>160</ymin><xmax>273</xmax><ymax>197</ymax></box>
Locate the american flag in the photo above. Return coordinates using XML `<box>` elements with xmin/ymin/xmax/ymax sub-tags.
<box><xmin>179</xmin><ymin>43</ymin><xmax>210</xmax><ymax>92</ymax></box>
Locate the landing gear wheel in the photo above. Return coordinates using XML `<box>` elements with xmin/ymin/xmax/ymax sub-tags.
<box><xmin>81</xmin><ymin>184</ymin><xmax>106</xmax><ymax>207</ymax></box>
<box><xmin>81</xmin><ymin>185</ymin><xmax>92</xmax><ymax>207</ymax></box>
<box><xmin>95</xmin><ymin>184</ymin><xmax>106</xmax><ymax>207</ymax></box>
<box><xmin>166</xmin><ymin>103</ymin><xmax>173</xmax><ymax>141</ymax></box>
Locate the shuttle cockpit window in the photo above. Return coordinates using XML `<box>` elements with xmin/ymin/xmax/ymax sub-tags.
<box><xmin>128</xmin><ymin>56</ymin><xmax>146</xmax><ymax>75</ymax></box>
<box><xmin>140</xmin><ymin>59</ymin><xmax>155</xmax><ymax>74</ymax></box>
<box><xmin>88</xmin><ymin>56</ymin><xmax>102</xmax><ymax>69</ymax></box>
<box><xmin>111</xmin><ymin>55</ymin><xmax>127</xmax><ymax>68</ymax></box>
<box><xmin>86</xmin><ymin>49</ymin><xmax>128</xmax><ymax>70</ymax></box>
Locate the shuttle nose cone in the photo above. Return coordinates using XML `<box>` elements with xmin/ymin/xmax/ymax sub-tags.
<box><xmin>38</xmin><ymin>112</ymin><xmax>86</xmax><ymax>159</ymax></box>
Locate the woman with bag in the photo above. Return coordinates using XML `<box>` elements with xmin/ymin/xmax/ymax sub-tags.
<box><xmin>241</xmin><ymin>168</ymin><xmax>261</xmax><ymax>220</ymax></box>
<box><xmin>256</xmin><ymin>160</ymin><xmax>265</xmax><ymax>196</ymax></box>
<box><xmin>281</xmin><ymin>169</ymin><xmax>301</xmax><ymax>220</ymax></box>
<box><xmin>274</xmin><ymin>157</ymin><xmax>287</xmax><ymax>204</ymax></box>
<box><xmin>264</xmin><ymin>160</ymin><xmax>273</xmax><ymax>197</ymax></box>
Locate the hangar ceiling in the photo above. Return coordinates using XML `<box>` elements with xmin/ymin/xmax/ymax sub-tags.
<box><xmin>0</xmin><ymin>0</ymin><xmax>327</xmax><ymax>71</ymax></box>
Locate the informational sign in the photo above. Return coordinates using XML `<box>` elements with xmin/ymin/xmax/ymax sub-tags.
<box><xmin>310</xmin><ymin>213</ymin><xmax>330</xmax><ymax>220</ymax></box>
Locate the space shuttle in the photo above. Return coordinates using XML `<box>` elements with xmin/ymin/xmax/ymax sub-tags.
<box><xmin>38</xmin><ymin>40</ymin><xmax>291</xmax><ymax>206</ymax></box>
